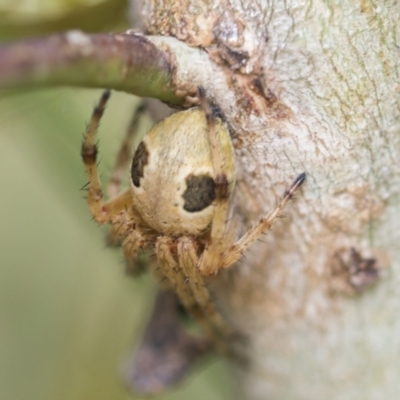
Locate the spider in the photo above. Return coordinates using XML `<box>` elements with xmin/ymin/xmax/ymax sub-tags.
<box><xmin>81</xmin><ymin>88</ymin><xmax>305</xmax><ymax>344</ymax></box>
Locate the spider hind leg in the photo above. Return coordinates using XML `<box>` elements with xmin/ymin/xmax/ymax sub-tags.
<box><xmin>176</xmin><ymin>237</ymin><xmax>234</xmax><ymax>338</ymax></box>
<box><xmin>155</xmin><ymin>237</ymin><xmax>233</xmax><ymax>349</ymax></box>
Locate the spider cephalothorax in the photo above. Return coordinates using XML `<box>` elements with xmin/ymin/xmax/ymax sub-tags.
<box><xmin>81</xmin><ymin>88</ymin><xmax>305</xmax><ymax>343</ymax></box>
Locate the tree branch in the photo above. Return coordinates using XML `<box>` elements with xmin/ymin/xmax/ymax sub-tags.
<box><xmin>0</xmin><ymin>31</ymin><xmax>182</xmax><ymax>104</ymax></box>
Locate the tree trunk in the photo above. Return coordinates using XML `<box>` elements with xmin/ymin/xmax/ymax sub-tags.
<box><xmin>135</xmin><ymin>1</ymin><xmax>400</xmax><ymax>399</ymax></box>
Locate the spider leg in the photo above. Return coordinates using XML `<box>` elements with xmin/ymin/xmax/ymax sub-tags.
<box><xmin>81</xmin><ymin>91</ymin><xmax>110</xmax><ymax>222</ymax></box>
<box><xmin>155</xmin><ymin>237</ymin><xmax>227</xmax><ymax>349</ymax></box>
<box><xmin>177</xmin><ymin>237</ymin><xmax>234</xmax><ymax>338</ymax></box>
<box><xmin>107</xmin><ymin>102</ymin><xmax>147</xmax><ymax>199</ymax></box>
<box><xmin>220</xmin><ymin>173</ymin><xmax>306</xmax><ymax>269</ymax></box>
<box><xmin>81</xmin><ymin>91</ymin><xmax>141</xmax><ymax>225</ymax></box>
<box><xmin>156</xmin><ymin>237</ymin><xmax>198</xmax><ymax>312</ymax></box>
<box><xmin>122</xmin><ymin>228</ymin><xmax>149</xmax><ymax>275</ymax></box>
<box><xmin>197</xmin><ymin>87</ymin><xmax>235</xmax><ymax>276</ymax></box>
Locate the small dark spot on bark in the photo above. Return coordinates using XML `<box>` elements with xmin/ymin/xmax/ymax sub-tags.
<box><xmin>131</xmin><ymin>141</ymin><xmax>149</xmax><ymax>187</ymax></box>
<box><xmin>218</xmin><ymin>44</ymin><xmax>249</xmax><ymax>71</ymax></box>
<box><xmin>183</xmin><ymin>174</ymin><xmax>216</xmax><ymax>212</ymax></box>
<box><xmin>330</xmin><ymin>247</ymin><xmax>381</xmax><ymax>295</ymax></box>
<box><xmin>252</xmin><ymin>77</ymin><xmax>278</xmax><ymax>106</ymax></box>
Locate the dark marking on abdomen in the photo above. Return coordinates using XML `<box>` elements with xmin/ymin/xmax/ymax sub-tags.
<box><xmin>183</xmin><ymin>174</ymin><xmax>216</xmax><ymax>212</ymax></box>
<box><xmin>131</xmin><ymin>141</ymin><xmax>149</xmax><ymax>187</ymax></box>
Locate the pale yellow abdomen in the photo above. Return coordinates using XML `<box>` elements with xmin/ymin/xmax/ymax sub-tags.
<box><xmin>130</xmin><ymin>108</ymin><xmax>235</xmax><ymax>237</ymax></box>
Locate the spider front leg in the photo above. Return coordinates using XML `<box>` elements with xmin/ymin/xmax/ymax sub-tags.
<box><xmin>81</xmin><ymin>91</ymin><xmax>141</xmax><ymax>228</ymax></box>
<box><xmin>106</xmin><ymin>101</ymin><xmax>148</xmax><ymax>247</ymax></box>
<box><xmin>196</xmin><ymin>90</ymin><xmax>306</xmax><ymax>276</ymax></box>
<box><xmin>81</xmin><ymin>91</ymin><xmax>128</xmax><ymax>223</ymax></box>
<box><xmin>220</xmin><ymin>173</ymin><xmax>306</xmax><ymax>269</ymax></box>
<box><xmin>195</xmin><ymin>88</ymin><xmax>235</xmax><ymax>276</ymax></box>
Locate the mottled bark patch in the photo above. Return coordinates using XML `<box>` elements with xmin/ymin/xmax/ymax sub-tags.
<box><xmin>329</xmin><ymin>248</ymin><xmax>381</xmax><ymax>295</ymax></box>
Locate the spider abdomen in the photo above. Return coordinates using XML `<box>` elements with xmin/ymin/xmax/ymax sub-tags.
<box><xmin>130</xmin><ymin>108</ymin><xmax>235</xmax><ymax>237</ymax></box>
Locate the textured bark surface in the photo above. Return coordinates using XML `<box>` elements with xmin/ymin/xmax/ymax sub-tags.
<box><xmin>134</xmin><ymin>1</ymin><xmax>400</xmax><ymax>399</ymax></box>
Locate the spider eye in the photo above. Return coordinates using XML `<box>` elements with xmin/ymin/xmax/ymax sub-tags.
<box><xmin>183</xmin><ymin>174</ymin><xmax>216</xmax><ymax>212</ymax></box>
<box><xmin>131</xmin><ymin>141</ymin><xmax>149</xmax><ymax>187</ymax></box>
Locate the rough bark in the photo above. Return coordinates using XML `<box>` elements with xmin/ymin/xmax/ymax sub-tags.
<box><xmin>137</xmin><ymin>1</ymin><xmax>400</xmax><ymax>399</ymax></box>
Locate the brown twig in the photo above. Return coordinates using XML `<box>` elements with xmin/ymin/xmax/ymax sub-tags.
<box><xmin>0</xmin><ymin>31</ymin><xmax>182</xmax><ymax>104</ymax></box>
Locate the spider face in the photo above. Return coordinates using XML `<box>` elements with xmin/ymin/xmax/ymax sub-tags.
<box><xmin>129</xmin><ymin>108</ymin><xmax>235</xmax><ymax>237</ymax></box>
<box><xmin>81</xmin><ymin>89</ymin><xmax>305</xmax><ymax>344</ymax></box>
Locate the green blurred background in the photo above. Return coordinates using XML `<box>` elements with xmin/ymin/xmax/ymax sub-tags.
<box><xmin>0</xmin><ymin>0</ymin><xmax>232</xmax><ymax>398</ymax></box>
